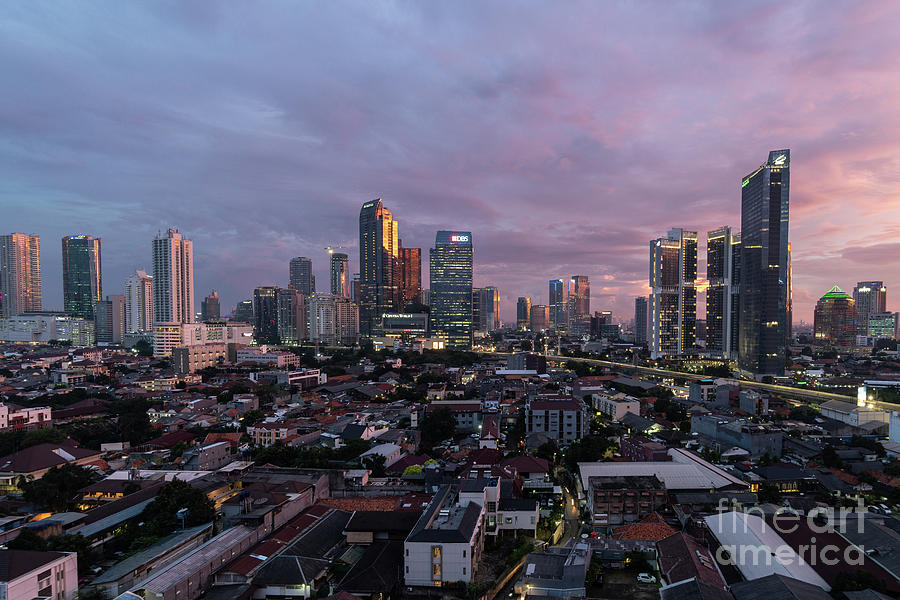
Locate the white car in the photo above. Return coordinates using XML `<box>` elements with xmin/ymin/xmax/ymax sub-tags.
<box><xmin>637</xmin><ymin>573</ymin><xmax>656</xmax><ymax>584</ymax></box>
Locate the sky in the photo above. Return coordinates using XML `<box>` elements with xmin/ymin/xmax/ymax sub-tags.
<box><xmin>2</xmin><ymin>1</ymin><xmax>900</xmax><ymax>325</ymax></box>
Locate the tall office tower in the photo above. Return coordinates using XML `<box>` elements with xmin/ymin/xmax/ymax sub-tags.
<box><xmin>152</xmin><ymin>228</ymin><xmax>194</xmax><ymax>324</ymax></box>
<box><xmin>359</xmin><ymin>199</ymin><xmax>400</xmax><ymax>335</ymax></box>
<box><xmin>530</xmin><ymin>305</ymin><xmax>550</xmax><ymax>331</ymax></box>
<box><xmin>308</xmin><ymin>294</ymin><xmax>360</xmax><ymax>346</ymax></box>
<box><xmin>549</xmin><ymin>279</ymin><xmax>571</xmax><ymax>332</ymax></box>
<box><xmin>785</xmin><ymin>242</ymin><xmax>793</xmax><ymax>344</ymax></box>
<box><xmin>234</xmin><ymin>300</ymin><xmax>253</xmax><ymax>323</ymax></box>
<box><xmin>201</xmin><ymin>290</ymin><xmax>220</xmax><ymax>321</ymax></box>
<box><xmin>517</xmin><ymin>297</ymin><xmax>532</xmax><ymax>330</ymax></box>
<box><xmin>289</xmin><ymin>257</ymin><xmax>315</xmax><ymax>295</ymax></box>
<box><xmin>429</xmin><ymin>231</ymin><xmax>473</xmax><ymax>348</ymax></box>
<box><xmin>276</xmin><ymin>287</ymin><xmax>307</xmax><ymax>344</ymax></box>
<box><xmin>473</xmin><ymin>287</ymin><xmax>501</xmax><ymax>332</ymax></box>
<box><xmin>124</xmin><ymin>269</ymin><xmax>153</xmax><ymax>333</ymax></box>
<box><xmin>329</xmin><ymin>252</ymin><xmax>350</xmax><ymax>298</ymax></box>
<box><xmin>706</xmin><ymin>226</ymin><xmax>740</xmax><ymax>359</ymax></box>
<box><xmin>399</xmin><ymin>245</ymin><xmax>422</xmax><ymax>306</ymax></box>
<box><xmin>61</xmin><ymin>235</ymin><xmax>102</xmax><ymax>320</ymax></box>
<box><xmin>0</xmin><ymin>233</ymin><xmax>41</xmax><ymax>318</ymax></box>
<box><xmin>95</xmin><ymin>294</ymin><xmax>126</xmax><ymax>346</ymax></box>
<box><xmin>572</xmin><ymin>276</ymin><xmax>590</xmax><ymax>322</ymax></box>
<box><xmin>634</xmin><ymin>296</ymin><xmax>648</xmax><ymax>344</ymax></box>
<box><xmin>814</xmin><ymin>286</ymin><xmax>857</xmax><ymax>348</ymax></box>
<box><xmin>739</xmin><ymin>150</ymin><xmax>790</xmax><ymax>377</ymax></box>
<box><xmin>351</xmin><ymin>273</ymin><xmax>361</xmax><ymax>304</ymax></box>
<box><xmin>853</xmin><ymin>281</ymin><xmax>887</xmax><ymax>336</ymax></box>
<box><xmin>253</xmin><ymin>286</ymin><xmax>279</xmax><ymax>345</ymax></box>
<box><xmin>649</xmin><ymin>228</ymin><xmax>697</xmax><ymax>358</ymax></box>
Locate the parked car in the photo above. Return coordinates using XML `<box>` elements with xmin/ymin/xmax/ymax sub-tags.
<box><xmin>637</xmin><ymin>573</ymin><xmax>656</xmax><ymax>584</ymax></box>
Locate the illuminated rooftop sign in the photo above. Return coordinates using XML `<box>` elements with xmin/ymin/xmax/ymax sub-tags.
<box><xmin>450</xmin><ymin>234</ymin><xmax>470</xmax><ymax>243</ymax></box>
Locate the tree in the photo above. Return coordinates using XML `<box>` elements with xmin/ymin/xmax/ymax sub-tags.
<box><xmin>361</xmin><ymin>453</ymin><xmax>386</xmax><ymax>477</ymax></box>
<box><xmin>821</xmin><ymin>445</ymin><xmax>844</xmax><ymax>469</ymax></box>
<box><xmin>140</xmin><ymin>479</ymin><xmax>215</xmax><ymax>537</ymax></box>
<box><xmin>757</xmin><ymin>483</ymin><xmax>782</xmax><ymax>505</ymax></box>
<box><xmin>21</xmin><ymin>464</ymin><xmax>96</xmax><ymax>511</ymax></box>
<box><xmin>241</xmin><ymin>410</ymin><xmax>265</xmax><ymax>428</ymax></box>
<box><xmin>133</xmin><ymin>339</ymin><xmax>153</xmax><ymax>357</ymax></box>
<box><xmin>402</xmin><ymin>465</ymin><xmax>423</xmax><ymax>476</ymax></box>
<box><xmin>833</xmin><ymin>570</ymin><xmax>886</xmax><ymax>594</ymax></box>
<box><xmin>420</xmin><ymin>407</ymin><xmax>456</xmax><ymax>453</ymax></box>
<box><xmin>564</xmin><ymin>435</ymin><xmax>618</xmax><ymax>472</ymax></box>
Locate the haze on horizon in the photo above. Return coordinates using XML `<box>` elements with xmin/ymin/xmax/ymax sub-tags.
<box><xmin>1</xmin><ymin>1</ymin><xmax>899</xmax><ymax>324</ymax></box>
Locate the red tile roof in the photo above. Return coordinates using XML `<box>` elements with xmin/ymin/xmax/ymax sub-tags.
<box><xmin>613</xmin><ymin>512</ymin><xmax>677</xmax><ymax>541</ymax></box>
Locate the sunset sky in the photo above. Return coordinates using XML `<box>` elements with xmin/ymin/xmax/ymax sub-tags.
<box><xmin>2</xmin><ymin>1</ymin><xmax>899</xmax><ymax>324</ymax></box>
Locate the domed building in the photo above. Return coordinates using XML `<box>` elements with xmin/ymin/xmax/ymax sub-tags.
<box><xmin>813</xmin><ymin>285</ymin><xmax>857</xmax><ymax>348</ymax></box>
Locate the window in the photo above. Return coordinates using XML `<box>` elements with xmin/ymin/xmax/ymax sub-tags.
<box><xmin>463</xmin><ymin>568</ymin><xmax>466</xmax><ymax>575</ymax></box>
<box><xmin>432</xmin><ymin>546</ymin><xmax>442</xmax><ymax>558</ymax></box>
<box><xmin>463</xmin><ymin>550</ymin><xmax>466</xmax><ymax>558</ymax></box>
<box><xmin>405</xmin><ymin>549</ymin><xmax>409</xmax><ymax>557</ymax></box>
<box><xmin>432</xmin><ymin>564</ymin><xmax>441</xmax><ymax>577</ymax></box>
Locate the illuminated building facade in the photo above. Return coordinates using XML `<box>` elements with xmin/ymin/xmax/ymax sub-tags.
<box><xmin>649</xmin><ymin>228</ymin><xmax>697</xmax><ymax>358</ymax></box>
<box><xmin>473</xmin><ymin>286</ymin><xmax>500</xmax><ymax>332</ymax></box>
<box><xmin>706</xmin><ymin>226</ymin><xmax>740</xmax><ymax>359</ymax></box>
<box><xmin>309</xmin><ymin>293</ymin><xmax>359</xmax><ymax>346</ymax></box>
<box><xmin>399</xmin><ymin>245</ymin><xmax>422</xmax><ymax>306</ymax></box>
<box><xmin>853</xmin><ymin>281</ymin><xmax>887</xmax><ymax>336</ymax></box>
<box><xmin>530</xmin><ymin>304</ymin><xmax>550</xmax><ymax>331</ymax></box>
<box><xmin>62</xmin><ymin>235</ymin><xmax>102</xmax><ymax>320</ymax></box>
<box><xmin>516</xmin><ymin>297</ymin><xmax>532</xmax><ymax>330</ymax></box>
<box><xmin>0</xmin><ymin>233</ymin><xmax>42</xmax><ymax>318</ymax></box>
<box><xmin>549</xmin><ymin>279</ymin><xmax>571</xmax><ymax>332</ymax></box>
<box><xmin>869</xmin><ymin>312</ymin><xmax>898</xmax><ymax>340</ymax></box>
<box><xmin>572</xmin><ymin>275</ymin><xmax>590</xmax><ymax>322</ymax></box>
<box><xmin>429</xmin><ymin>230</ymin><xmax>473</xmax><ymax>348</ymax></box>
<box><xmin>814</xmin><ymin>286</ymin><xmax>857</xmax><ymax>348</ymax></box>
<box><xmin>739</xmin><ymin>150</ymin><xmax>790</xmax><ymax>377</ymax></box>
<box><xmin>152</xmin><ymin>228</ymin><xmax>194</xmax><ymax>324</ymax></box>
<box><xmin>329</xmin><ymin>252</ymin><xmax>350</xmax><ymax>298</ymax></box>
<box><xmin>359</xmin><ymin>199</ymin><xmax>401</xmax><ymax>335</ymax></box>
<box><xmin>289</xmin><ymin>256</ymin><xmax>315</xmax><ymax>295</ymax></box>
<box><xmin>634</xmin><ymin>296</ymin><xmax>648</xmax><ymax>344</ymax></box>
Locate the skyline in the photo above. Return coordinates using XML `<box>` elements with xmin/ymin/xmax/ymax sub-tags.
<box><xmin>3</xmin><ymin>2</ymin><xmax>900</xmax><ymax>322</ymax></box>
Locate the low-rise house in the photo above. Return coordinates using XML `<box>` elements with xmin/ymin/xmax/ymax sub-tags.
<box><xmin>514</xmin><ymin>544</ymin><xmax>590</xmax><ymax>599</ymax></box>
<box><xmin>0</xmin><ymin>549</ymin><xmax>78</xmax><ymax>600</ymax></box>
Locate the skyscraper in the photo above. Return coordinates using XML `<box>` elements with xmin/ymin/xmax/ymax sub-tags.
<box><xmin>738</xmin><ymin>150</ymin><xmax>790</xmax><ymax>377</ymax></box>
<box><xmin>124</xmin><ymin>269</ymin><xmax>153</xmax><ymax>333</ymax></box>
<box><xmin>572</xmin><ymin>276</ymin><xmax>590</xmax><ymax>322</ymax></box>
<box><xmin>152</xmin><ymin>228</ymin><xmax>194</xmax><ymax>324</ymax></box>
<box><xmin>276</xmin><ymin>287</ymin><xmax>307</xmax><ymax>344</ymax></box>
<box><xmin>201</xmin><ymin>290</ymin><xmax>220</xmax><ymax>321</ymax></box>
<box><xmin>61</xmin><ymin>235</ymin><xmax>102</xmax><ymax>320</ymax></box>
<box><xmin>399</xmin><ymin>245</ymin><xmax>422</xmax><ymax>306</ymax></box>
<box><xmin>0</xmin><ymin>233</ymin><xmax>41</xmax><ymax>318</ymax></box>
<box><xmin>853</xmin><ymin>281</ymin><xmax>887</xmax><ymax>337</ymax></box>
<box><xmin>329</xmin><ymin>252</ymin><xmax>350</xmax><ymax>298</ymax></box>
<box><xmin>706</xmin><ymin>226</ymin><xmax>740</xmax><ymax>359</ymax></box>
<box><xmin>517</xmin><ymin>297</ymin><xmax>532</xmax><ymax>330</ymax></box>
<box><xmin>234</xmin><ymin>300</ymin><xmax>253</xmax><ymax>323</ymax></box>
<box><xmin>549</xmin><ymin>279</ymin><xmax>571</xmax><ymax>332</ymax></box>
<box><xmin>530</xmin><ymin>305</ymin><xmax>550</xmax><ymax>331</ymax></box>
<box><xmin>289</xmin><ymin>257</ymin><xmax>315</xmax><ymax>296</ymax></box>
<box><xmin>634</xmin><ymin>296</ymin><xmax>648</xmax><ymax>344</ymax></box>
<box><xmin>429</xmin><ymin>231</ymin><xmax>473</xmax><ymax>349</ymax></box>
<box><xmin>473</xmin><ymin>287</ymin><xmax>501</xmax><ymax>332</ymax></box>
<box><xmin>308</xmin><ymin>294</ymin><xmax>359</xmax><ymax>346</ymax></box>
<box><xmin>253</xmin><ymin>286</ymin><xmax>279</xmax><ymax>345</ymax></box>
<box><xmin>649</xmin><ymin>228</ymin><xmax>697</xmax><ymax>358</ymax></box>
<box><xmin>359</xmin><ymin>199</ymin><xmax>400</xmax><ymax>335</ymax></box>
<box><xmin>814</xmin><ymin>286</ymin><xmax>857</xmax><ymax>349</ymax></box>
<box><xmin>95</xmin><ymin>294</ymin><xmax>126</xmax><ymax>346</ymax></box>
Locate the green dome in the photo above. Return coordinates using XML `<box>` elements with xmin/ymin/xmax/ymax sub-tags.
<box><xmin>822</xmin><ymin>285</ymin><xmax>851</xmax><ymax>299</ymax></box>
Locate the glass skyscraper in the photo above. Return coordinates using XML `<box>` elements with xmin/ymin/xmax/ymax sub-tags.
<box><xmin>62</xmin><ymin>235</ymin><xmax>102</xmax><ymax>320</ymax></box>
<box><xmin>359</xmin><ymin>199</ymin><xmax>400</xmax><ymax>335</ymax></box>
<box><xmin>649</xmin><ymin>228</ymin><xmax>697</xmax><ymax>357</ymax></box>
<box><xmin>548</xmin><ymin>279</ymin><xmax>571</xmax><ymax>332</ymax></box>
<box><xmin>517</xmin><ymin>296</ymin><xmax>532</xmax><ymax>330</ymax></box>
<box><xmin>429</xmin><ymin>230</ymin><xmax>473</xmax><ymax>349</ymax></box>
<box><xmin>634</xmin><ymin>296</ymin><xmax>648</xmax><ymax>344</ymax></box>
<box><xmin>853</xmin><ymin>281</ymin><xmax>887</xmax><ymax>337</ymax></box>
<box><xmin>329</xmin><ymin>252</ymin><xmax>350</xmax><ymax>298</ymax></box>
<box><xmin>289</xmin><ymin>256</ymin><xmax>315</xmax><ymax>296</ymax></box>
<box><xmin>738</xmin><ymin>149</ymin><xmax>790</xmax><ymax>377</ymax></box>
<box><xmin>706</xmin><ymin>226</ymin><xmax>740</xmax><ymax>359</ymax></box>
<box><xmin>0</xmin><ymin>233</ymin><xmax>42</xmax><ymax>318</ymax></box>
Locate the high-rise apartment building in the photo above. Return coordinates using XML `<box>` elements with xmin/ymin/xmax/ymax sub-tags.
<box><xmin>738</xmin><ymin>150</ymin><xmax>790</xmax><ymax>377</ymax></box>
<box><xmin>0</xmin><ymin>233</ymin><xmax>41</xmax><ymax>318</ymax></box>
<box><xmin>277</xmin><ymin>287</ymin><xmax>307</xmax><ymax>344</ymax></box>
<box><xmin>649</xmin><ymin>228</ymin><xmax>697</xmax><ymax>358</ymax></box>
<box><xmin>429</xmin><ymin>231</ymin><xmax>473</xmax><ymax>349</ymax></box>
<box><xmin>359</xmin><ymin>199</ymin><xmax>400</xmax><ymax>335</ymax></box>
<box><xmin>329</xmin><ymin>252</ymin><xmax>350</xmax><ymax>298</ymax></box>
<box><xmin>706</xmin><ymin>226</ymin><xmax>740</xmax><ymax>359</ymax></box>
<box><xmin>399</xmin><ymin>245</ymin><xmax>422</xmax><ymax>307</ymax></box>
<box><xmin>308</xmin><ymin>294</ymin><xmax>359</xmax><ymax>346</ymax></box>
<box><xmin>516</xmin><ymin>297</ymin><xmax>532</xmax><ymax>330</ymax></box>
<box><xmin>95</xmin><ymin>294</ymin><xmax>126</xmax><ymax>346</ymax></box>
<box><xmin>549</xmin><ymin>279</ymin><xmax>571</xmax><ymax>332</ymax></box>
<box><xmin>152</xmin><ymin>228</ymin><xmax>194</xmax><ymax>324</ymax></box>
<box><xmin>473</xmin><ymin>287</ymin><xmax>501</xmax><ymax>332</ymax></box>
<box><xmin>853</xmin><ymin>281</ymin><xmax>887</xmax><ymax>337</ymax></box>
<box><xmin>201</xmin><ymin>290</ymin><xmax>221</xmax><ymax>321</ymax></box>
<box><xmin>289</xmin><ymin>257</ymin><xmax>315</xmax><ymax>296</ymax></box>
<box><xmin>814</xmin><ymin>286</ymin><xmax>857</xmax><ymax>349</ymax></box>
<box><xmin>634</xmin><ymin>296</ymin><xmax>648</xmax><ymax>344</ymax></box>
<box><xmin>572</xmin><ymin>276</ymin><xmax>590</xmax><ymax>322</ymax></box>
<box><xmin>124</xmin><ymin>268</ymin><xmax>153</xmax><ymax>333</ymax></box>
<box><xmin>61</xmin><ymin>235</ymin><xmax>102</xmax><ymax>320</ymax></box>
